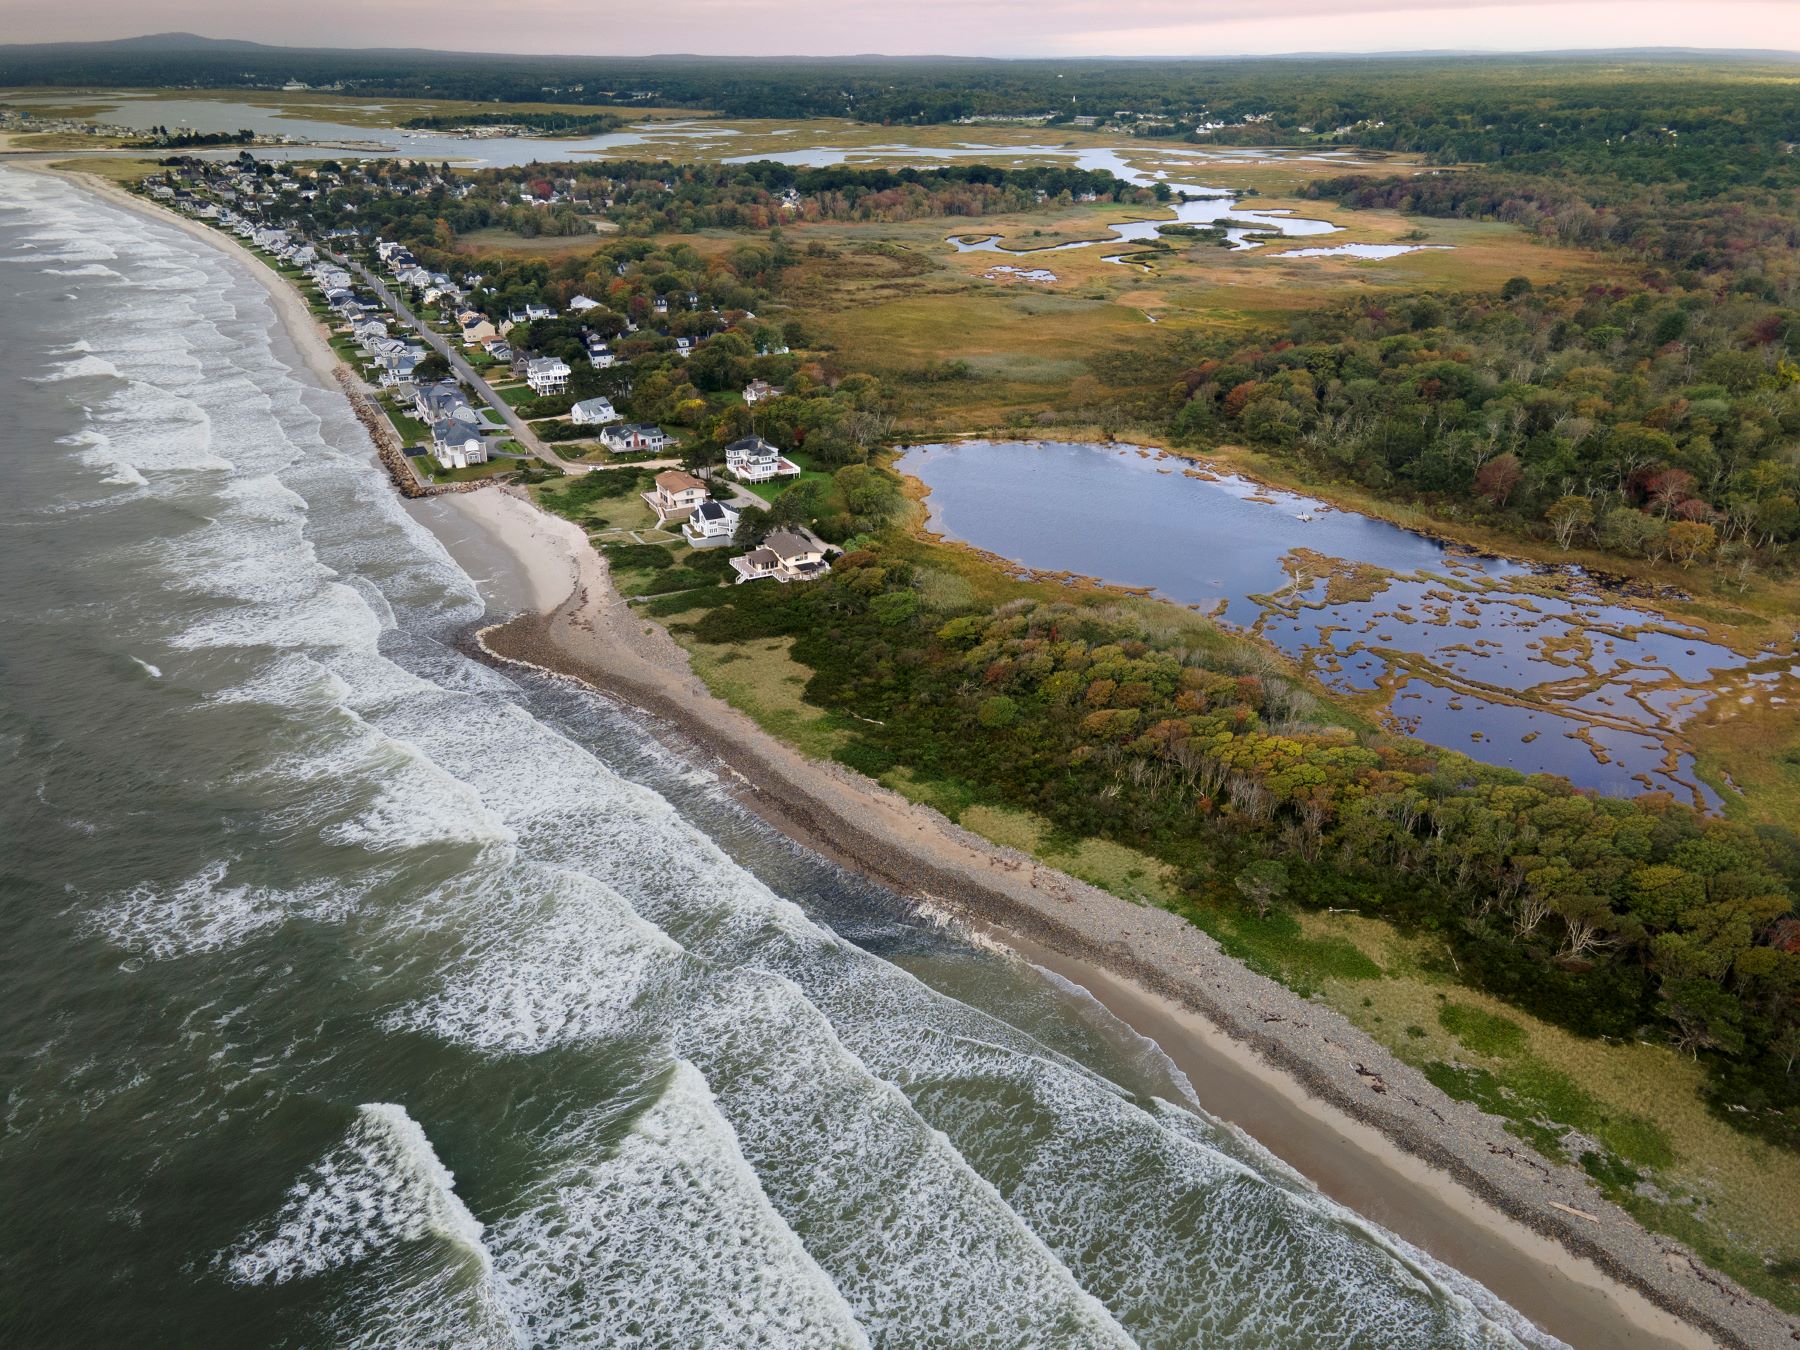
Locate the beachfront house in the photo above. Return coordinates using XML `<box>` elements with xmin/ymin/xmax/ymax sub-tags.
<box><xmin>642</xmin><ymin>469</ymin><xmax>710</xmax><ymax>525</ymax></box>
<box><xmin>378</xmin><ymin>347</ymin><xmax>422</xmax><ymax>387</ymax></box>
<box><xmin>682</xmin><ymin>499</ymin><xmax>741</xmax><ymax>549</ymax></box>
<box><xmin>601</xmin><ymin>423</ymin><xmax>672</xmax><ymax>454</ymax></box>
<box><xmin>415</xmin><ymin>379</ymin><xmax>478</xmax><ymax>427</ymax></box>
<box><xmin>742</xmin><ymin>379</ymin><xmax>783</xmax><ymax>406</ymax></box>
<box><xmin>525</xmin><ymin>357</ymin><xmax>571</xmax><ymax>396</ymax></box>
<box><xmin>730</xmin><ymin>527</ymin><xmax>833</xmax><ymax>585</ymax></box>
<box><xmin>432</xmin><ymin>421</ymin><xmax>488</xmax><ymax>471</ymax></box>
<box><xmin>569</xmin><ymin>397</ymin><xmax>620</xmax><ymax>427</ymax></box>
<box><xmin>724</xmin><ymin>436</ymin><xmax>803</xmax><ymax>485</ymax></box>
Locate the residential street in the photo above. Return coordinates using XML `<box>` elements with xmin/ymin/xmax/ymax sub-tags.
<box><xmin>340</xmin><ymin>254</ymin><xmax>596</xmax><ymax>474</ymax></box>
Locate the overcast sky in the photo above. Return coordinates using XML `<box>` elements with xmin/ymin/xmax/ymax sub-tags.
<box><xmin>11</xmin><ymin>0</ymin><xmax>1800</xmax><ymax>57</ymax></box>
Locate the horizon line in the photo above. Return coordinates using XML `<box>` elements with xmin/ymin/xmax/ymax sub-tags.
<box><xmin>6</xmin><ymin>31</ymin><xmax>1800</xmax><ymax>64</ymax></box>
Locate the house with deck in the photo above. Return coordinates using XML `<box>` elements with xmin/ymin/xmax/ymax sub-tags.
<box><xmin>432</xmin><ymin>421</ymin><xmax>488</xmax><ymax>471</ymax></box>
<box><xmin>642</xmin><ymin>469</ymin><xmax>709</xmax><ymax>524</ymax></box>
<box><xmin>601</xmin><ymin>423</ymin><xmax>672</xmax><ymax>454</ymax></box>
<box><xmin>724</xmin><ymin>436</ymin><xmax>803</xmax><ymax>485</ymax></box>
<box><xmin>730</xmin><ymin>527</ymin><xmax>833</xmax><ymax>584</ymax></box>
<box><xmin>525</xmin><ymin>357</ymin><xmax>571</xmax><ymax>396</ymax></box>
<box><xmin>682</xmin><ymin>499</ymin><xmax>741</xmax><ymax>548</ymax></box>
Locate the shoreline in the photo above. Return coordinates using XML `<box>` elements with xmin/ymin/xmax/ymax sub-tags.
<box><xmin>451</xmin><ymin>486</ymin><xmax>1788</xmax><ymax>1350</ymax></box>
<box><xmin>888</xmin><ymin>431</ymin><xmax>1791</xmax><ymax>660</ymax></box>
<box><xmin>34</xmin><ymin>161</ymin><xmax>1793</xmax><ymax>1348</ymax></box>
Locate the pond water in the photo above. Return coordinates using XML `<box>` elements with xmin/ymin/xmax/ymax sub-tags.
<box><xmin>32</xmin><ymin>93</ymin><xmax>1372</xmax><ymax>257</ymax></box>
<box><xmin>898</xmin><ymin>440</ymin><xmax>1782</xmax><ymax>809</ymax></box>
<box><xmin>6</xmin><ymin>92</ymin><xmax>742</xmax><ymax>168</ymax></box>
<box><xmin>937</xmin><ymin>145</ymin><xmax>1342</xmax><ymax>260</ymax></box>
<box><xmin>1276</xmin><ymin>243</ymin><xmax>1452</xmax><ymax>259</ymax></box>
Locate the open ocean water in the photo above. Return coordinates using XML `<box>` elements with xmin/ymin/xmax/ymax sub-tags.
<box><xmin>0</xmin><ymin>167</ymin><xmax>1561</xmax><ymax>1348</ymax></box>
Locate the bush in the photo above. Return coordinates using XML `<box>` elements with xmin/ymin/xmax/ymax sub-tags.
<box><xmin>603</xmin><ymin>542</ymin><xmax>676</xmax><ymax>571</ymax></box>
<box><xmin>1438</xmin><ymin>1002</ymin><xmax>1529</xmax><ymax>1058</ymax></box>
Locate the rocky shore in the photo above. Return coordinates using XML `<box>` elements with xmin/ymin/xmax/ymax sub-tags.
<box><xmin>463</xmin><ymin>489</ymin><xmax>1793</xmax><ymax>1350</ymax></box>
<box><xmin>334</xmin><ymin>369</ymin><xmax>488</xmax><ymax>500</ymax></box>
<box><xmin>58</xmin><ymin>163</ymin><xmax>1790</xmax><ymax>1350</ymax></box>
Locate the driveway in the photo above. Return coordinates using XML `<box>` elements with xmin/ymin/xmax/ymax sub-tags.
<box><xmin>341</xmin><ymin>256</ymin><xmax>594</xmax><ymax>475</ymax></box>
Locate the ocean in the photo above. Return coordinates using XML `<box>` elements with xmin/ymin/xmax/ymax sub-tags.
<box><xmin>0</xmin><ymin>166</ymin><xmax>1558</xmax><ymax>1348</ymax></box>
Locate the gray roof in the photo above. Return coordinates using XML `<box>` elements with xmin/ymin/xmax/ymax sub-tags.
<box><xmin>765</xmin><ymin>528</ymin><xmax>817</xmax><ymax>561</ymax></box>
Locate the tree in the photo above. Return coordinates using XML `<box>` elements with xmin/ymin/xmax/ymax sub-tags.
<box><xmin>1664</xmin><ymin>521</ymin><xmax>1716</xmax><ymax>569</ymax></box>
<box><xmin>412</xmin><ymin>352</ymin><xmax>451</xmax><ymax>384</ymax></box>
<box><xmin>1235</xmin><ymin>859</ymin><xmax>1289</xmax><ymax>919</ymax></box>
<box><xmin>1545</xmin><ymin>495</ymin><xmax>1594</xmax><ymax>548</ymax></box>
<box><xmin>1474</xmin><ymin>452</ymin><xmax>1524</xmax><ymax>507</ymax></box>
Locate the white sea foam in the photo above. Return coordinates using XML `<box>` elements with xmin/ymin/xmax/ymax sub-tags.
<box><xmin>487</xmin><ymin>1062</ymin><xmax>870</xmax><ymax>1349</ymax></box>
<box><xmin>6</xmin><ymin>165</ymin><xmax>1559</xmax><ymax>1347</ymax></box>
<box><xmin>130</xmin><ymin>656</ymin><xmax>162</xmax><ymax>678</ymax></box>
<box><xmin>225</xmin><ymin>1103</ymin><xmax>491</xmax><ymax>1285</ymax></box>
<box><xmin>92</xmin><ymin>859</ymin><xmax>362</xmax><ymax>960</ymax></box>
<box><xmin>44</xmin><ymin>263</ymin><xmax>124</xmax><ymax>278</ymax></box>
<box><xmin>29</xmin><ymin>353</ymin><xmax>122</xmax><ymax>382</ymax></box>
<box><xmin>384</xmin><ymin>866</ymin><xmax>680</xmax><ymax>1051</ymax></box>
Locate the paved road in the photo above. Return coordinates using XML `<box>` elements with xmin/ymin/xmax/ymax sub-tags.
<box><xmin>341</xmin><ymin>255</ymin><xmax>765</xmax><ymax>510</ymax></box>
<box><xmin>341</xmin><ymin>256</ymin><xmax>595</xmax><ymax>475</ymax></box>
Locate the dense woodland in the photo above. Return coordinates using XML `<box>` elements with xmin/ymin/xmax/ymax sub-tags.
<box><xmin>264</xmin><ymin>156</ymin><xmax>1147</xmax><ymax>242</ymax></box>
<box><xmin>655</xmin><ymin>560</ymin><xmax>1800</xmax><ymax>1147</ymax></box>
<box><xmin>1161</xmin><ymin>280</ymin><xmax>1800</xmax><ymax>572</ymax></box>
<box><xmin>6</xmin><ymin>40</ymin><xmax>1799</xmax><ymax>153</ymax></box>
<box><xmin>138</xmin><ymin>50</ymin><xmax>1800</xmax><ymax>1153</ymax></box>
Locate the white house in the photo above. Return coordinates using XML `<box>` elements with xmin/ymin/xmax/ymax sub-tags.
<box><xmin>724</xmin><ymin>436</ymin><xmax>803</xmax><ymax>484</ymax></box>
<box><xmin>731</xmin><ymin>527</ymin><xmax>832</xmax><ymax>584</ymax></box>
<box><xmin>602</xmin><ymin>423</ymin><xmax>672</xmax><ymax>454</ymax></box>
<box><xmin>642</xmin><ymin>469</ymin><xmax>709</xmax><ymax>524</ymax></box>
<box><xmin>682</xmin><ymin>499</ymin><xmax>740</xmax><ymax>548</ymax></box>
<box><xmin>524</xmin><ymin>357</ymin><xmax>571</xmax><ymax>396</ymax></box>
<box><xmin>742</xmin><ymin>379</ymin><xmax>784</xmax><ymax>405</ymax></box>
<box><xmin>569</xmin><ymin>397</ymin><xmax>620</xmax><ymax>427</ymax></box>
<box><xmin>568</xmin><ymin>294</ymin><xmax>601</xmax><ymax>311</ymax></box>
<box><xmin>432</xmin><ymin>422</ymin><xmax>487</xmax><ymax>471</ymax></box>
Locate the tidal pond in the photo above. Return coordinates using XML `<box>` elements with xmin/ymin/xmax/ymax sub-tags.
<box><xmin>898</xmin><ymin>440</ymin><xmax>1782</xmax><ymax>809</ymax></box>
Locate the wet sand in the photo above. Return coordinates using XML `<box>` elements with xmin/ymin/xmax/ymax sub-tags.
<box><xmin>57</xmin><ymin>166</ymin><xmax>1793</xmax><ymax>1350</ymax></box>
<box><xmin>439</xmin><ymin>489</ymin><xmax>1791</xmax><ymax>1350</ymax></box>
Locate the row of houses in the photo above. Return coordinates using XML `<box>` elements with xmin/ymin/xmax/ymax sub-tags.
<box><xmin>638</xmin><ymin>471</ymin><xmax>834</xmax><ymax>582</ymax></box>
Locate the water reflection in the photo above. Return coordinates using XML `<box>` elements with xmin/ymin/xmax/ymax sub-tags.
<box><xmin>898</xmin><ymin>440</ymin><xmax>1780</xmax><ymax>809</ymax></box>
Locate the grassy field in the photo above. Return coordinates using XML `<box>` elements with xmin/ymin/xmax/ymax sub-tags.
<box><xmin>2</xmin><ymin>87</ymin><xmax>705</xmax><ymax>130</ymax></box>
<box><xmin>766</xmin><ymin>196</ymin><xmax>1611</xmax><ymax>434</ymax></box>
<box><xmin>455</xmin><ymin>224</ymin><xmax>618</xmax><ymax>258</ymax></box>
<box><xmin>647</xmin><ymin>531</ymin><xmax>1800</xmax><ymax>1311</ymax></box>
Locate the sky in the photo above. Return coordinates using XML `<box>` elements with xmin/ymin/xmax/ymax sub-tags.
<box><xmin>7</xmin><ymin>0</ymin><xmax>1800</xmax><ymax>58</ymax></box>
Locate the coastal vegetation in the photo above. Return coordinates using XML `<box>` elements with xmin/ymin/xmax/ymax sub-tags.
<box><xmin>101</xmin><ymin>59</ymin><xmax>1800</xmax><ymax>1305</ymax></box>
<box><xmin>398</xmin><ymin>109</ymin><xmax>623</xmax><ymax>136</ymax></box>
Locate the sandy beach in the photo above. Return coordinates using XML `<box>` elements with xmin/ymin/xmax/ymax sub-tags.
<box><xmin>456</xmin><ymin>487</ymin><xmax>1792</xmax><ymax>1350</ymax></box>
<box><xmin>45</xmin><ymin>163</ymin><xmax>1796</xmax><ymax>1349</ymax></box>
